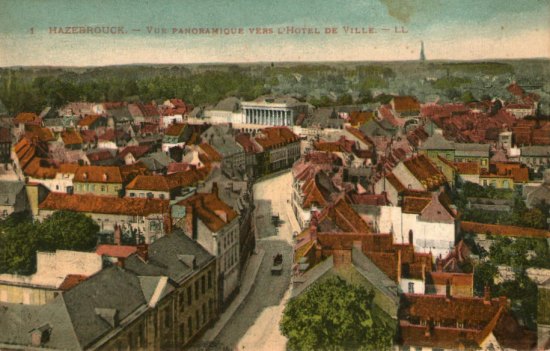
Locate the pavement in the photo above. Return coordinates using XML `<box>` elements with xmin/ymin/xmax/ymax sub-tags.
<box><xmin>210</xmin><ymin>171</ymin><xmax>297</xmax><ymax>350</ymax></box>
<box><xmin>200</xmin><ymin>248</ymin><xmax>266</xmax><ymax>342</ymax></box>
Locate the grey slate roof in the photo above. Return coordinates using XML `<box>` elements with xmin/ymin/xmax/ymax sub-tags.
<box><xmin>202</xmin><ymin>125</ymin><xmax>243</xmax><ymax>157</ymax></box>
<box><xmin>0</xmin><ymin>180</ymin><xmax>25</xmax><ymax>206</ymax></box>
<box><xmin>212</xmin><ymin>97</ymin><xmax>241</xmax><ymax>112</ymax></box>
<box><xmin>124</xmin><ymin>230</ymin><xmax>215</xmax><ymax>283</ymax></box>
<box><xmin>521</xmin><ymin>145</ymin><xmax>550</xmax><ymax>157</ymax></box>
<box><xmin>360</xmin><ymin>119</ymin><xmax>397</xmax><ymax>137</ymax></box>
<box><xmin>61</xmin><ymin>266</ymin><xmax>148</xmax><ymax>349</ymax></box>
<box><xmin>0</xmin><ymin>266</ymin><xmax>152</xmax><ymax>350</ymax></box>
<box><xmin>454</xmin><ymin>143</ymin><xmax>490</xmax><ymax>157</ymax></box>
<box><xmin>302</xmin><ymin>108</ymin><xmax>345</xmax><ymax>129</ymax></box>
<box><xmin>420</xmin><ymin>131</ymin><xmax>454</xmax><ymax>150</ymax></box>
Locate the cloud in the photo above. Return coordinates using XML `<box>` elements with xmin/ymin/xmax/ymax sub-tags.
<box><xmin>378</xmin><ymin>0</ymin><xmax>416</xmax><ymax>23</ymax></box>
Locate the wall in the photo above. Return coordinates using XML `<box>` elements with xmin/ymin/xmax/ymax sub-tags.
<box><xmin>400</xmin><ymin>278</ymin><xmax>425</xmax><ymax>294</ymax></box>
<box><xmin>73</xmin><ymin>181</ymin><xmax>122</xmax><ymax>196</ymax></box>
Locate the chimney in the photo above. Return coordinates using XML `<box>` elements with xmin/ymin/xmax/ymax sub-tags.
<box><xmin>30</xmin><ymin>325</ymin><xmax>51</xmax><ymax>347</ymax></box>
<box><xmin>185</xmin><ymin>205</ymin><xmax>198</xmax><ymax>240</ymax></box>
<box><xmin>136</xmin><ymin>244</ymin><xmax>148</xmax><ymax>262</ymax></box>
<box><xmin>397</xmin><ymin>250</ymin><xmax>402</xmax><ymax>283</ymax></box>
<box><xmin>408</xmin><ymin>230</ymin><xmax>414</xmax><ymax>246</ymax></box>
<box><xmin>113</xmin><ymin>224</ymin><xmax>121</xmax><ymax>245</ymax></box>
<box><xmin>212</xmin><ymin>182</ymin><xmax>218</xmax><ymax>196</ymax></box>
<box><xmin>483</xmin><ymin>285</ymin><xmax>491</xmax><ymax>305</ymax></box>
<box><xmin>436</xmin><ymin>256</ymin><xmax>443</xmax><ymax>272</ymax></box>
<box><xmin>309</xmin><ymin>211</ymin><xmax>319</xmax><ymax>240</ymax></box>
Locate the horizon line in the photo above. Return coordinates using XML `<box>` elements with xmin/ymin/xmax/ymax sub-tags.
<box><xmin>1</xmin><ymin>57</ymin><xmax>549</xmax><ymax>69</ymax></box>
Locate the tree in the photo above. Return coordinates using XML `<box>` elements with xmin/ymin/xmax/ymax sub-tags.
<box><xmin>280</xmin><ymin>277</ymin><xmax>393</xmax><ymax>351</ymax></box>
<box><xmin>0</xmin><ymin>210</ymin><xmax>100</xmax><ymax>274</ymax></box>
<box><xmin>38</xmin><ymin>211</ymin><xmax>99</xmax><ymax>251</ymax></box>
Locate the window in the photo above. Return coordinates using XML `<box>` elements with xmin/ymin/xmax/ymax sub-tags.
<box><xmin>201</xmin><ymin>276</ymin><xmax>206</xmax><ymax>294</ymax></box>
<box><xmin>408</xmin><ymin>282</ymin><xmax>414</xmax><ymax>294</ymax></box>
<box><xmin>202</xmin><ymin>303</ymin><xmax>207</xmax><ymax>325</ymax></box>
<box><xmin>179</xmin><ymin>323</ymin><xmax>185</xmax><ymax>343</ymax></box>
<box><xmin>130</xmin><ymin>192</ymin><xmax>135</xmax><ymax>197</ymax></box>
<box><xmin>195</xmin><ymin>281</ymin><xmax>199</xmax><ymax>299</ymax></box>
<box><xmin>101</xmin><ymin>185</ymin><xmax>105</xmax><ymax>192</ymax></box>
<box><xmin>188</xmin><ymin>316</ymin><xmax>193</xmax><ymax>336</ymax></box>
<box><xmin>195</xmin><ymin>311</ymin><xmax>200</xmax><ymax>330</ymax></box>
<box><xmin>164</xmin><ymin>307</ymin><xmax>171</xmax><ymax>328</ymax></box>
<box><xmin>208</xmin><ymin>271</ymin><xmax>212</xmax><ymax>289</ymax></box>
<box><xmin>209</xmin><ymin>299</ymin><xmax>213</xmax><ymax>317</ymax></box>
<box><xmin>187</xmin><ymin>286</ymin><xmax>192</xmax><ymax>305</ymax></box>
<box><xmin>179</xmin><ymin>291</ymin><xmax>185</xmax><ymax>312</ymax></box>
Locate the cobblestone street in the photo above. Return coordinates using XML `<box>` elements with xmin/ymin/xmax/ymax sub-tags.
<box><xmin>213</xmin><ymin>171</ymin><xmax>298</xmax><ymax>350</ymax></box>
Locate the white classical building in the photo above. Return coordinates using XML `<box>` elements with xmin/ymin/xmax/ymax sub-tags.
<box><xmin>241</xmin><ymin>96</ymin><xmax>309</xmax><ymax>126</ymax></box>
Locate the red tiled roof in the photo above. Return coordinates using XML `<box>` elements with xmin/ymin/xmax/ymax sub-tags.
<box><xmin>317</xmin><ymin>197</ymin><xmax>371</xmax><ymax>233</ymax></box>
<box><xmin>87</xmin><ymin>150</ymin><xmax>114</xmax><ymax>162</ymax></box>
<box><xmin>386</xmin><ymin>173</ymin><xmax>407</xmax><ymax>192</ymax></box>
<box><xmin>235</xmin><ymin>133</ymin><xmax>258</xmax><ymax>153</ymax></box>
<box><xmin>403</xmin><ymin>154</ymin><xmax>446</xmax><ymax>190</ymax></box>
<box><xmin>254</xmin><ymin>127</ymin><xmax>299</xmax><ymax>150</ymax></box>
<box><xmin>165</xmin><ymin>123</ymin><xmax>186</xmax><ymax>136</ymax></box>
<box><xmin>25</xmin><ymin>125</ymin><xmax>55</xmax><ymax>142</ymax></box>
<box><xmin>391</xmin><ymin>96</ymin><xmax>421</xmax><ymax>113</ymax></box>
<box><xmin>176</xmin><ymin>191</ymin><xmax>238</xmax><ymax>232</ymax></box>
<box><xmin>198</xmin><ymin>143</ymin><xmax>223</xmax><ymax>162</ymax></box>
<box><xmin>61</xmin><ymin>130</ymin><xmax>83</xmax><ymax>145</ymax></box>
<box><xmin>402</xmin><ymin>196</ymin><xmax>431</xmax><ymax>214</ymax></box>
<box><xmin>78</xmin><ymin>114</ymin><xmax>103</xmax><ymax>127</ymax></box>
<box><xmin>39</xmin><ymin>192</ymin><xmax>169</xmax><ymax>216</ymax></box>
<box><xmin>118</xmin><ymin>145</ymin><xmax>151</xmax><ymax>160</ymax></box>
<box><xmin>74</xmin><ymin>165</ymin><xmax>124</xmax><ymax>183</ymax></box>
<box><xmin>58</xmin><ymin>274</ymin><xmax>88</xmax><ymax>291</ymax></box>
<box><xmin>96</xmin><ymin>244</ymin><xmax>138</xmax><ymax>258</ymax></box>
<box><xmin>345</xmin><ymin>126</ymin><xmax>373</xmax><ymax>147</ymax></box>
<box><xmin>460</xmin><ymin>221</ymin><xmax>550</xmax><ymax>238</ymax></box>
<box><xmin>348</xmin><ymin>111</ymin><xmax>374</xmax><ymax>126</ymax></box>
<box><xmin>491</xmin><ymin>162</ymin><xmax>529</xmax><ymax>183</ymax></box>
<box><xmin>14</xmin><ymin>112</ymin><xmax>41</xmax><ymax>125</ymax></box>
<box><xmin>454</xmin><ymin>162</ymin><xmax>480</xmax><ymax>175</ymax></box>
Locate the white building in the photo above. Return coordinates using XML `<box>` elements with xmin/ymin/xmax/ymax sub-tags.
<box><xmin>375</xmin><ymin>192</ymin><xmax>456</xmax><ymax>260</ymax></box>
<box><xmin>241</xmin><ymin>96</ymin><xmax>308</xmax><ymax>126</ymax></box>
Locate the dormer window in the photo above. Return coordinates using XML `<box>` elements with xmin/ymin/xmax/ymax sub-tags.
<box><xmin>102</xmin><ymin>173</ymin><xmax>108</xmax><ymax>181</ymax></box>
<box><xmin>83</xmin><ymin>172</ymin><xmax>88</xmax><ymax>180</ymax></box>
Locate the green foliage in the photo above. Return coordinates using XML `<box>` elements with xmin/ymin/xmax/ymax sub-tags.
<box><xmin>280</xmin><ymin>277</ymin><xmax>393</xmax><ymax>351</ymax></box>
<box><xmin>473</xmin><ymin>237</ymin><xmax>550</xmax><ymax>329</ymax></box>
<box><xmin>460</xmin><ymin>91</ymin><xmax>477</xmax><ymax>104</ymax></box>
<box><xmin>431</xmin><ymin>76</ymin><xmax>472</xmax><ymax>90</ymax></box>
<box><xmin>0</xmin><ymin>211</ymin><xmax>99</xmax><ymax>274</ymax></box>
<box><xmin>39</xmin><ymin>211</ymin><xmax>99</xmax><ymax>252</ymax></box>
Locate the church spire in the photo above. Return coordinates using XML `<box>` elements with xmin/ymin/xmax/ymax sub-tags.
<box><xmin>420</xmin><ymin>41</ymin><xmax>426</xmax><ymax>62</ymax></box>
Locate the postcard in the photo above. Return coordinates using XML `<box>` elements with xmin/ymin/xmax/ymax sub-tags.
<box><xmin>0</xmin><ymin>1</ymin><xmax>549</xmax><ymax>350</ymax></box>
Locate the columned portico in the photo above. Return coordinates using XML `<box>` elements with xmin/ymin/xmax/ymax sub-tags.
<box><xmin>243</xmin><ymin>107</ymin><xmax>294</xmax><ymax>126</ymax></box>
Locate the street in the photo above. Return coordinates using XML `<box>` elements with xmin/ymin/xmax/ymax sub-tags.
<box><xmin>213</xmin><ymin>171</ymin><xmax>298</xmax><ymax>350</ymax></box>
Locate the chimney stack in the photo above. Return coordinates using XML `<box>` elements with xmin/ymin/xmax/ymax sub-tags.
<box><xmin>136</xmin><ymin>244</ymin><xmax>148</xmax><ymax>262</ymax></box>
<box><xmin>113</xmin><ymin>224</ymin><xmax>121</xmax><ymax>245</ymax></box>
<box><xmin>483</xmin><ymin>285</ymin><xmax>491</xmax><ymax>305</ymax></box>
<box><xmin>212</xmin><ymin>182</ymin><xmax>218</xmax><ymax>196</ymax></box>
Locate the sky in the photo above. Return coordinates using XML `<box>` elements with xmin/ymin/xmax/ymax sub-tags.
<box><xmin>0</xmin><ymin>0</ymin><xmax>549</xmax><ymax>66</ymax></box>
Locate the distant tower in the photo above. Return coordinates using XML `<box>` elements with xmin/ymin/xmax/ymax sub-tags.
<box><xmin>420</xmin><ymin>41</ymin><xmax>426</xmax><ymax>62</ymax></box>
